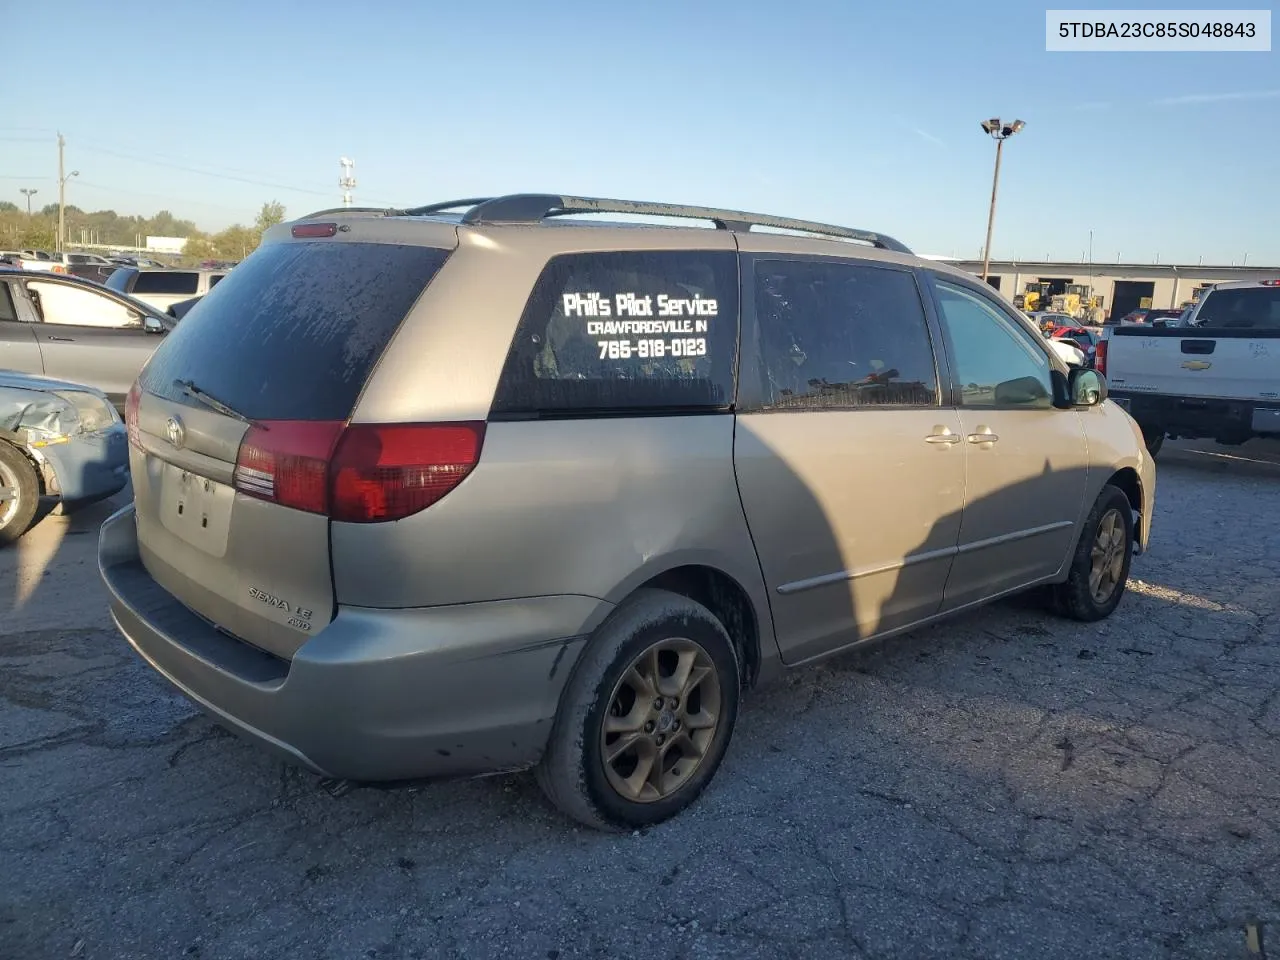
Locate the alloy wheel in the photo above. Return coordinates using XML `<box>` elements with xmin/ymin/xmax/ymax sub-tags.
<box><xmin>599</xmin><ymin>638</ymin><xmax>723</xmax><ymax>803</ymax></box>
<box><xmin>1089</xmin><ymin>507</ymin><xmax>1127</xmax><ymax>604</ymax></box>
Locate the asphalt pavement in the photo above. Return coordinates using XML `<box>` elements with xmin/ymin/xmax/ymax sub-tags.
<box><xmin>2</xmin><ymin>439</ymin><xmax>1278</xmax><ymax>960</ymax></box>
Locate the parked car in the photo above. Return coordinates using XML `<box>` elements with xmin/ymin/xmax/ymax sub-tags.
<box><xmin>100</xmin><ymin>193</ymin><xmax>1154</xmax><ymax>830</ymax></box>
<box><xmin>0</xmin><ymin>371</ymin><xmax>128</xmax><ymax>544</ymax></box>
<box><xmin>0</xmin><ymin>251</ymin><xmax>66</xmax><ymax>274</ymax></box>
<box><xmin>1111</xmin><ymin>307</ymin><xmax>1182</xmax><ymax>326</ymax></box>
<box><xmin>165</xmin><ymin>295</ymin><xmax>202</xmax><ymax>320</ymax></box>
<box><xmin>105</xmin><ymin>266</ymin><xmax>228</xmax><ymax>312</ymax></box>
<box><xmin>1099</xmin><ymin>279</ymin><xmax>1280</xmax><ymax>453</ymax></box>
<box><xmin>0</xmin><ymin>268</ymin><xmax>175</xmax><ymax>407</ymax></box>
<box><xmin>1051</xmin><ymin>325</ymin><xmax>1101</xmax><ymax>366</ymax></box>
<box><xmin>1047</xmin><ymin>336</ymin><xmax>1087</xmax><ymax>367</ymax></box>
<box><xmin>1026</xmin><ymin>310</ymin><xmax>1077</xmax><ymax>336</ymax></box>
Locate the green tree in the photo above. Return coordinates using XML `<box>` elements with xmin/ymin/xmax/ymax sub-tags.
<box><xmin>213</xmin><ymin>225</ymin><xmax>258</xmax><ymax>260</ymax></box>
<box><xmin>0</xmin><ymin>201</ymin><xmax>18</xmax><ymax>213</ymax></box>
<box><xmin>254</xmin><ymin>201</ymin><xmax>286</xmax><ymax>233</ymax></box>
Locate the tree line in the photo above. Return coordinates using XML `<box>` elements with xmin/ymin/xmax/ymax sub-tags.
<box><xmin>0</xmin><ymin>200</ymin><xmax>286</xmax><ymax>264</ymax></box>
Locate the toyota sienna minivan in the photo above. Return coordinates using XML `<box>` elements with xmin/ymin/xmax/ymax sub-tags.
<box><xmin>100</xmin><ymin>194</ymin><xmax>1155</xmax><ymax>830</ymax></box>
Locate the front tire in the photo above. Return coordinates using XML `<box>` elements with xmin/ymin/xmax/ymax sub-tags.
<box><xmin>1049</xmin><ymin>484</ymin><xmax>1134</xmax><ymax>622</ymax></box>
<box><xmin>536</xmin><ymin>589</ymin><xmax>741</xmax><ymax>831</ymax></box>
<box><xmin>0</xmin><ymin>443</ymin><xmax>40</xmax><ymax>546</ymax></box>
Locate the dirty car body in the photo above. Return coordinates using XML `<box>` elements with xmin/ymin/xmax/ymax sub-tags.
<box><xmin>99</xmin><ymin>194</ymin><xmax>1155</xmax><ymax>829</ymax></box>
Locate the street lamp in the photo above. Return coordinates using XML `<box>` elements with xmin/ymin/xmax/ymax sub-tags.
<box><xmin>19</xmin><ymin>188</ymin><xmax>38</xmax><ymax>216</ymax></box>
<box><xmin>979</xmin><ymin>117</ymin><xmax>1025</xmax><ymax>283</ymax></box>
<box><xmin>57</xmin><ymin>168</ymin><xmax>78</xmax><ymax>253</ymax></box>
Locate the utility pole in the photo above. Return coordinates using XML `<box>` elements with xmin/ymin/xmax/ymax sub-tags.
<box><xmin>57</xmin><ymin>133</ymin><xmax>65</xmax><ymax>253</ymax></box>
<box><xmin>339</xmin><ymin>157</ymin><xmax>356</xmax><ymax>208</ymax></box>
<box><xmin>19</xmin><ymin>188</ymin><xmax>38</xmax><ymax>216</ymax></box>
<box><xmin>56</xmin><ymin>133</ymin><xmax>79</xmax><ymax>254</ymax></box>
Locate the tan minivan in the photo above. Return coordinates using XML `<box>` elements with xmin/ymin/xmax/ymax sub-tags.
<box><xmin>100</xmin><ymin>195</ymin><xmax>1155</xmax><ymax>829</ymax></box>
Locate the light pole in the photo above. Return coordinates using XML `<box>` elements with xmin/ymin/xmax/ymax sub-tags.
<box><xmin>979</xmin><ymin>117</ymin><xmax>1025</xmax><ymax>283</ymax></box>
<box><xmin>57</xmin><ymin>132</ymin><xmax>79</xmax><ymax>253</ymax></box>
<box><xmin>19</xmin><ymin>188</ymin><xmax>38</xmax><ymax>216</ymax></box>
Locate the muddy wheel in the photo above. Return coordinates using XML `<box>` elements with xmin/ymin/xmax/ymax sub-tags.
<box><xmin>1049</xmin><ymin>484</ymin><xmax>1134</xmax><ymax>622</ymax></box>
<box><xmin>536</xmin><ymin>589</ymin><xmax>740</xmax><ymax>830</ymax></box>
<box><xmin>0</xmin><ymin>443</ymin><xmax>39</xmax><ymax>546</ymax></box>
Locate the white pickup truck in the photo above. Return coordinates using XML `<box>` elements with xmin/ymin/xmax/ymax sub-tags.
<box><xmin>1098</xmin><ymin>279</ymin><xmax>1280</xmax><ymax>454</ymax></box>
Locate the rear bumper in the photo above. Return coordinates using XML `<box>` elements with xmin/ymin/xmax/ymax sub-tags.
<box><xmin>99</xmin><ymin>503</ymin><xmax>603</xmax><ymax>781</ymax></box>
<box><xmin>1110</xmin><ymin>392</ymin><xmax>1280</xmax><ymax>440</ymax></box>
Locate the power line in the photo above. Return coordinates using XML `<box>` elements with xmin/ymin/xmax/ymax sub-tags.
<box><xmin>75</xmin><ymin>143</ymin><xmax>337</xmax><ymax>197</ymax></box>
<box><xmin>73</xmin><ymin>179</ymin><xmax>252</xmax><ymax>214</ymax></box>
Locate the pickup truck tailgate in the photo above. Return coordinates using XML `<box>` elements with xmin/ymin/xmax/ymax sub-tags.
<box><xmin>1108</xmin><ymin>331</ymin><xmax>1280</xmax><ymax>402</ymax></box>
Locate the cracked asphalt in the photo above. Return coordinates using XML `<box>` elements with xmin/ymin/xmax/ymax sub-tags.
<box><xmin>2</xmin><ymin>439</ymin><xmax>1278</xmax><ymax>960</ymax></box>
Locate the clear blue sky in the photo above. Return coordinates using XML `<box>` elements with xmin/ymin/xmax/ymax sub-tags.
<box><xmin>5</xmin><ymin>0</ymin><xmax>1278</xmax><ymax>263</ymax></box>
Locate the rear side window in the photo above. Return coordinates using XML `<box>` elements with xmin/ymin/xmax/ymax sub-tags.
<box><xmin>492</xmin><ymin>250</ymin><xmax>738</xmax><ymax>415</ymax></box>
<box><xmin>1194</xmin><ymin>287</ymin><xmax>1280</xmax><ymax>330</ymax></box>
<box><xmin>133</xmin><ymin>271</ymin><xmax>200</xmax><ymax>295</ymax></box>
<box><xmin>0</xmin><ymin>283</ymin><xmax>17</xmax><ymax>322</ymax></box>
<box><xmin>140</xmin><ymin>242</ymin><xmax>451</xmax><ymax>421</ymax></box>
<box><xmin>752</xmin><ymin>259</ymin><xmax>939</xmax><ymax>409</ymax></box>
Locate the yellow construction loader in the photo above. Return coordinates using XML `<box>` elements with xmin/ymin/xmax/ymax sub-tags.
<box><xmin>1013</xmin><ymin>282</ymin><xmax>1052</xmax><ymax>312</ymax></box>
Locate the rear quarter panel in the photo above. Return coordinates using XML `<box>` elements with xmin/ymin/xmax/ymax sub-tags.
<box><xmin>329</xmin><ymin>418</ymin><xmax>773</xmax><ymax>637</ymax></box>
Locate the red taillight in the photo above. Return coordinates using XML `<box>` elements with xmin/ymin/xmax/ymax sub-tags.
<box><xmin>1260</xmin><ymin>279</ymin><xmax>1280</xmax><ymax>286</ymax></box>
<box><xmin>291</xmin><ymin>222</ymin><xmax>338</xmax><ymax>238</ymax></box>
<box><xmin>124</xmin><ymin>381</ymin><xmax>142</xmax><ymax>448</ymax></box>
<box><xmin>233</xmin><ymin>421</ymin><xmax>345</xmax><ymax>514</ymax></box>
<box><xmin>1095</xmin><ymin>339</ymin><xmax>1108</xmax><ymax>377</ymax></box>
<box><xmin>231</xmin><ymin>421</ymin><xmax>485</xmax><ymax>522</ymax></box>
<box><xmin>330</xmin><ymin>422</ymin><xmax>486</xmax><ymax>523</ymax></box>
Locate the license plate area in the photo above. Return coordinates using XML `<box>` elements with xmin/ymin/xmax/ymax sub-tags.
<box><xmin>158</xmin><ymin>463</ymin><xmax>234</xmax><ymax>556</ymax></box>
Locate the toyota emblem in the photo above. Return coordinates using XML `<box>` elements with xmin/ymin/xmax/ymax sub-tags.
<box><xmin>165</xmin><ymin>416</ymin><xmax>186</xmax><ymax>449</ymax></box>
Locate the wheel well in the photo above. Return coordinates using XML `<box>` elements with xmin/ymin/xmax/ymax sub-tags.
<box><xmin>0</xmin><ymin>438</ymin><xmax>45</xmax><ymax>496</ymax></box>
<box><xmin>641</xmin><ymin>565</ymin><xmax>761</xmax><ymax>688</ymax></box>
<box><xmin>1107</xmin><ymin>467</ymin><xmax>1142</xmax><ymax>515</ymax></box>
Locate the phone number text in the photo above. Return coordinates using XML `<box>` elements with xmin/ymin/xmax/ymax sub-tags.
<box><xmin>598</xmin><ymin>338</ymin><xmax>707</xmax><ymax>360</ymax></box>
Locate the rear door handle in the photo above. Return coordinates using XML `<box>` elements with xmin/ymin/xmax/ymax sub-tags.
<box><xmin>925</xmin><ymin>426</ymin><xmax>962</xmax><ymax>445</ymax></box>
<box><xmin>967</xmin><ymin>426</ymin><xmax>999</xmax><ymax>447</ymax></box>
<box><xmin>45</xmin><ymin>336</ymin><xmax>75</xmax><ymax>342</ymax></box>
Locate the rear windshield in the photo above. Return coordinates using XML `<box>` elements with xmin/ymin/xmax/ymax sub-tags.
<box><xmin>1194</xmin><ymin>287</ymin><xmax>1280</xmax><ymax>330</ymax></box>
<box><xmin>133</xmin><ymin>271</ymin><xmax>200</xmax><ymax>295</ymax></box>
<box><xmin>492</xmin><ymin>250</ymin><xmax>738</xmax><ymax>415</ymax></box>
<box><xmin>139</xmin><ymin>241</ymin><xmax>451</xmax><ymax>420</ymax></box>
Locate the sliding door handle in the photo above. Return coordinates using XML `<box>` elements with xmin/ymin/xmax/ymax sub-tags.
<box><xmin>925</xmin><ymin>427</ymin><xmax>962</xmax><ymax>445</ymax></box>
<box><xmin>967</xmin><ymin>426</ymin><xmax>999</xmax><ymax>447</ymax></box>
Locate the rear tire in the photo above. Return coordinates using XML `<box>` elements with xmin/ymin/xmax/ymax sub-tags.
<box><xmin>0</xmin><ymin>443</ymin><xmax>40</xmax><ymax>546</ymax></box>
<box><xmin>1138</xmin><ymin>423</ymin><xmax>1164</xmax><ymax>457</ymax></box>
<box><xmin>1049</xmin><ymin>484</ymin><xmax>1134</xmax><ymax>622</ymax></box>
<box><xmin>536</xmin><ymin>589</ymin><xmax>741</xmax><ymax>831</ymax></box>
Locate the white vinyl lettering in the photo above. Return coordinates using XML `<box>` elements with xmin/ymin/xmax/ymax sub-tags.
<box><xmin>567</xmin><ymin>290</ymin><xmax>718</xmax><ymax>367</ymax></box>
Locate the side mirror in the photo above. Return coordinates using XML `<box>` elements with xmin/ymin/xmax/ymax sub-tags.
<box><xmin>1069</xmin><ymin>367</ymin><xmax>1107</xmax><ymax>407</ymax></box>
<box><xmin>143</xmin><ymin>315</ymin><xmax>165</xmax><ymax>334</ymax></box>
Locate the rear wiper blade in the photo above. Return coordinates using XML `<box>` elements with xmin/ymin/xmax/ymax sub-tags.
<box><xmin>173</xmin><ymin>379</ymin><xmax>266</xmax><ymax>430</ymax></box>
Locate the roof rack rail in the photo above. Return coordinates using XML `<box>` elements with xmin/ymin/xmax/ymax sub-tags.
<box><xmin>296</xmin><ymin>206</ymin><xmax>397</xmax><ymax>220</ymax></box>
<box><xmin>449</xmin><ymin>194</ymin><xmax>911</xmax><ymax>254</ymax></box>
<box><xmin>399</xmin><ymin>198</ymin><xmax>494</xmax><ymax>217</ymax></box>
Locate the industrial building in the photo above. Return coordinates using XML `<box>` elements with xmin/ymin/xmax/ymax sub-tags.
<box><xmin>948</xmin><ymin>259</ymin><xmax>1279</xmax><ymax>321</ymax></box>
